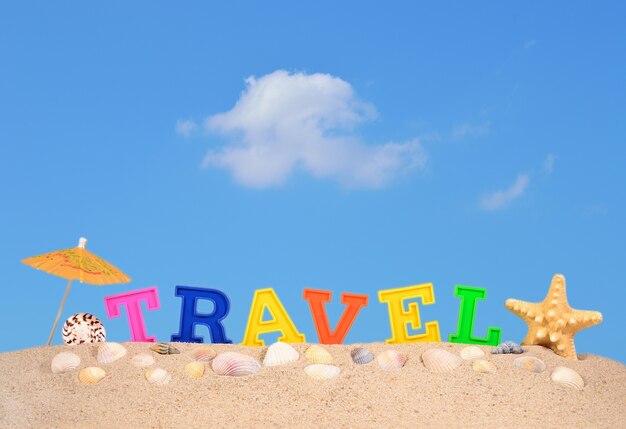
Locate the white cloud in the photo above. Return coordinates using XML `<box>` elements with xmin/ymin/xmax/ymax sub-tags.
<box><xmin>451</xmin><ymin>121</ymin><xmax>490</xmax><ymax>140</ymax></box>
<box><xmin>480</xmin><ymin>174</ymin><xmax>530</xmax><ymax>211</ymax></box>
<box><xmin>202</xmin><ymin>70</ymin><xmax>426</xmax><ymax>188</ymax></box>
<box><xmin>176</xmin><ymin>119</ymin><xmax>197</xmax><ymax>137</ymax></box>
<box><xmin>544</xmin><ymin>153</ymin><xmax>556</xmax><ymax>174</ymax></box>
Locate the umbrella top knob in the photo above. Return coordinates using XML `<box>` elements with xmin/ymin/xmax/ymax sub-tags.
<box><xmin>78</xmin><ymin>237</ymin><xmax>87</xmax><ymax>249</ymax></box>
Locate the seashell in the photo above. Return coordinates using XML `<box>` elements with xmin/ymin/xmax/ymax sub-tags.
<box><xmin>551</xmin><ymin>366</ymin><xmax>584</xmax><ymax>390</ymax></box>
<box><xmin>460</xmin><ymin>346</ymin><xmax>485</xmax><ymax>360</ymax></box>
<box><xmin>492</xmin><ymin>341</ymin><xmax>523</xmax><ymax>354</ymax></box>
<box><xmin>51</xmin><ymin>351</ymin><xmax>81</xmax><ymax>374</ymax></box>
<box><xmin>184</xmin><ymin>362</ymin><xmax>205</xmax><ymax>379</ymax></box>
<box><xmin>304</xmin><ymin>364</ymin><xmax>341</xmax><ymax>380</ymax></box>
<box><xmin>351</xmin><ymin>347</ymin><xmax>374</xmax><ymax>365</ymax></box>
<box><xmin>472</xmin><ymin>359</ymin><xmax>496</xmax><ymax>374</ymax></box>
<box><xmin>376</xmin><ymin>350</ymin><xmax>408</xmax><ymax>371</ymax></box>
<box><xmin>305</xmin><ymin>345</ymin><xmax>333</xmax><ymax>364</ymax></box>
<box><xmin>131</xmin><ymin>354</ymin><xmax>155</xmax><ymax>368</ymax></box>
<box><xmin>422</xmin><ymin>348</ymin><xmax>463</xmax><ymax>373</ymax></box>
<box><xmin>263</xmin><ymin>341</ymin><xmax>299</xmax><ymax>367</ymax></box>
<box><xmin>96</xmin><ymin>342</ymin><xmax>127</xmax><ymax>364</ymax></box>
<box><xmin>78</xmin><ymin>366</ymin><xmax>106</xmax><ymax>384</ymax></box>
<box><xmin>212</xmin><ymin>352</ymin><xmax>261</xmax><ymax>377</ymax></box>
<box><xmin>62</xmin><ymin>313</ymin><xmax>106</xmax><ymax>345</ymax></box>
<box><xmin>151</xmin><ymin>343</ymin><xmax>180</xmax><ymax>355</ymax></box>
<box><xmin>145</xmin><ymin>368</ymin><xmax>172</xmax><ymax>386</ymax></box>
<box><xmin>192</xmin><ymin>346</ymin><xmax>217</xmax><ymax>362</ymax></box>
<box><xmin>514</xmin><ymin>356</ymin><xmax>546</xmax><ymax>373</ymax></box>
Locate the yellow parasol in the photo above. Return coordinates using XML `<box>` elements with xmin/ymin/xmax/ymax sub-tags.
<box><xmin>22</xmin><ymin>237</ymin><xmax>131</xmax><ymax>345</ymax></box>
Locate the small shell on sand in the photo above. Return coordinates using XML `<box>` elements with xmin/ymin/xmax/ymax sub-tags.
<box><xmin>551</xmin><ymin>366</ymin><xmax>584</xmax><ymax>390</ymax></box>
<box><xmin>514</xmin><ymin>356</ymin><xmax>546</xmax><ymax>373</ymax></box>
<box><xmin>212</xmin><ymin>352</ymin><xmax>261</xmax><ymax>377</ymax></box>
<box><xmin>492</xmin><ymin>341</ymin><xmax>523</xmax><ymax>354</ymax></box>
<box><xmin>351</xmin><ymin>347</ymin><xmax>374</xmax><ymax>365</ymax></box>
<box><xmin>263</xmin><ymin>341</ymin><xmax>299</xmax><ymax>367</ymax></box>
<box><xmin>131</xmin><ymin>354</ymin><xmax>155</xmax><ymax>368</ymax></box>
<box><xmin>304</xmin><ymin>364</ymin><xmax>341</xmax><ymax>380</ymax></box>
<box><xmin>305</xmin><ymin>345</ymin><xmax>333</xmax><ymax>364</ymax></box>
<box><xmin>422</xmin><ymin>349</ymin><xmax>462</xmax><ymax>373</ymax></box>
<box><xmin>151</xmin><ymin>343</ymin><xmax>180</xmax><ymax>355</ymax></box>
<box><xmin>472</xmin><ymin>359</ymin><xmax>496</xmax><ymax>374</ymax></box>
<box><xmin>460</xmin><ymin>346</ymin><xmax>485</xmax><ymax>360</ymax></box>
<box><xmin>51</xmin><ymin>351</ymin><xmax>81</xmax><ymax>374</ymax></box>
<box><xmin>79</xmin><ymin>367</ymin><xmax>106</xmax><ymax>385</ymax></box>
<box><xmin>184</xmin><ymin>362</ymin><xmax>205</xmax><ymax>379</ymax></box>
<box><xmin>145</xmin><ymin>368</ymin><xmax>172</xmax><ymax>386</ymax></box>
<box><xmin>192</xmin><ymin>346</ymin><xmax>217</xmax><ymax>362</ymax></box>
<box><xmin>376</xmin><ymin>350</ymin><xmax>408</xmax><ymax>371</ymax></box>
<box><xmin>97</xmin><ymin>342</ymin><xmax>127</xmax><ymax>364</ymax></box>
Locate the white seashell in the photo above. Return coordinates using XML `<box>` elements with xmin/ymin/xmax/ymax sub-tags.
<box><xmin>305</xmin><ymin>345</ymin><xmax>333</xmax><ymax>364</ymax></box>
<box><xmin>145</xmin><ymin>368</ymin><xmax>172</xmax><ymax>386</ymax></box>
<box><xmin>422</xmin><ymin>348</ymin><xmax>463</xmax><ymax>373</ymax></box>
<box><xmin>96</xmin><ymin>342</ymin><xmax>127</xmax><ymax>364</ymax></box>
<box><xmin>212</xmin><ymin>352</ymin><xmax>261</xmax><ymax>377</ymax></box>
<box><xmin>376</xmin><ymin>350</ymin><xmax>408</xmax><ymax>371</ymax></box>
<box><xmin>472</xmin><ymin>359</ymin><xmax>496</xmax><ymax>374</ymax></box>
<box><xmin>184</xmin><ymin>362</ymin><xmax>205</xmax><ymax>379</ymax></box>
<box><xmin>263</xmin><ymin>341</ymin><xmax>299</xmax><ymax>367</ymax></box>
<box><xmin>192</xmin><ymin>346</ymin><xmax>217</xmax><ymax>362</ymax></box>
<box><xmin>304</xmin><ymin>364</ymin><xmax>340</xmax><ymax>380</ymax></box>
<box><xmin>78</xmin><ymin>367</ymin><xmax>106</xmax><ymax>384</ymax></box>
<box><xmin>62</xmin><ymin>313</ymin><xmax>106</xmax><ymax>345</ymax></box>
<box><xmin>514</xmin><ymin>356</ymin><xmax>546</xmax><ymax>373</ymax></box>
<box><xmin>351</xmin><ymin>347</ymin><xmax>374</xmax><ymax>365</ymax></box>
<box><xmin>51</xmin><ymin>351</ymin><xmax>81</xmax><ymax>374</ymax></box>
<box><xmin>460</xmin><ymin>346</ymin><xmax>485</xmax><ymax>360</ymax></box>
<box><xmin>131</xmin><ymin>354</ymin><xmax>155</xmax><ymax>368</ymax></box>
<box><xmin>551</xmin><ymin>366</ymin><xmax>584</xmax><ymax>390</ymax></box>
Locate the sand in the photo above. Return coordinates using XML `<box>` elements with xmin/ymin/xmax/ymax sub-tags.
<box><xmin>0</xmin><ymin>342</ymin><xmax>624</xmax><ymax>429</ymax></box>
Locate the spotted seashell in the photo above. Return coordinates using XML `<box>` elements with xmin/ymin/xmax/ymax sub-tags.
<box><xmin>212</xmin><ymin>352</ymin><xmax>261</xmax><ymax>377</ymax></box>
<box><xmin>472</xmin><ymin>359</ymin><xmax>496</xmax><ymax>374</ymax></box>
<box><xmin>305</xmin><ymin>345</ymin><xmax>333</xmax><ymax>364</ymax></box>
<box><xmin>422</xmin><ymin>349</ymin><xmax>463</xmax><ymax>373</ymax></box>
<box><xmin>96</xmin><ymin>342</ymin><xmax>127</xmax><ymax>364</ymax></box>
<box><xmin>376</xmin><ymin>350</ymin><xmax>408</xmax><ymax>371</ymax></box>
<box><xmin>51</xmin><ymin>351</ymin><xmax>81</xmax><ymax>374</ymax></box>
<box><xmin>304</xmin><ymin>364</ymin><xmax>341</xmax><ymax>380</ymax></box>
<box><xmin>492</xmin><ymin>341</ymin><xmax>523</xmax><ymax>354</ymax></box>
<box><xmin>145</xmin><ymin>368</ymin><xmax>172</xmax><ymax>386</ymax></box>
<box><xmin>192</xmin><ymin>346</ymin><xmax>217</xmax><ymax>362</ymax></box>
<box><xmin>151</xmin><ymin>343</ymin><xmax>180</xmax><ymax>355</ymax></box>
<box><xmin>131</xmin><ymin>354</ymin><xmax>155</xmax><ymax>368</ymax></box>
<box><xmin>184</xmin><ymin>362</ymin><xmax>205</xmax><ymax>379</ymax></box>
<box><xmin>351</xmin><ymin>347</ymin><xmax>374</xmax><ymax>365</ymax></box>
<box><xmin>514</xmin><ymin>356</ymin><xmax>546</xmax><ymax>373</ymax></box>
<box><xmin>551</xmin><ymin>366</ymin><xmax>584</xmax><ymax>390</ymax></box>
<box><xmin>78</xmin><ymin>366</ymin><xmax>106</xmax><ymax>385</ymax></box>
<box><xmin>263</xmin><ymin>341</ymin><xmax>299</xmax><ymax>367</ymax></box>
<box><xmin>459</xmin><ymin>346</ymin><xmax>485</xmax><ymax>360</ymax></box>
<box><xmin>62</xmin><ymin>313</ymin><xmax>106</xmax><ymax>345</ymax></box>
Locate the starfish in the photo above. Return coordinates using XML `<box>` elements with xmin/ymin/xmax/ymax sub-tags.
<box><xmin>505</xmin><ymin>274</ymin><xmax>602</xmax><ymax>359</ymax></box>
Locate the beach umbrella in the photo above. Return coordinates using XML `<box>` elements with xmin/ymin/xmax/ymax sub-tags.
<box><xmin>22</xmin><ymin>237</ymin><xmax>131</xmax><ymax>345</ymax></box>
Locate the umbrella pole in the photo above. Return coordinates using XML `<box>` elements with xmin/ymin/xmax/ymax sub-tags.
<box><xmin>47</xmin><ymin>279</ymin><xmax>73</xmax><ymax>346</ymax></box>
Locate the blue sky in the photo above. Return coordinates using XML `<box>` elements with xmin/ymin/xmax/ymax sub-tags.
<box><xmin>1</xmin><ymin>2</ymin><xmax>624</xmax><ymax>363</ymax></box>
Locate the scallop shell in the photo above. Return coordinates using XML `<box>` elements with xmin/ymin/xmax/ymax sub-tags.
<box><xmin>376</xmin><ymin>350</ymin><xmax>408</xmax><ymax>371</ymax></box>
<box><xmin>263</xmin><ymin>341</ymin><xmax>299</xmax><ymax>367</ymax></box>
<box><xmin>192</xmin><ymin>346</ymin><xmax>217</xmax><ymax>362</ymax></box>
<box><xmin>184</xmin><ymin>362</ymin><xmax>205</xmax><ymax>379</ymax></box>
<box><xmin>472</xmin><ymin>359</ymin><xmax>496</xmax><ymax>374</ymax></box>
<box><xmin>304</xmin><ymin>345</ymin><xmax>333</xmax><ymax>364</ymax></box>
<box><xmin>78</xmin><ymin>366</ymin><xmax>106</xmax><ymax>384</ymax></box>
<box><xmin>96</xmin><ymin>342</ymin><xmax>127</xmax><ymax>364</ymax></box>
<box><xmin>131</xmin><ymin>354</ymin><xmax>155</xmax><ymax>368</ymax></box>
<box><xmin>145</xmin><ymin>367</ymin><xmax>172</xmax><ymax>386</ymax></box>
<box><xmin>551</xmin><ymin>366</ymin><xmax>584</xmax><ymax>390</ymax></box>
<box><xmin>304</xmin><ymin>364</ymin><xmax>341</xmax><ymax>380</ymax></box>
<box><xmin>51</xmin><ymin>351</ymin><xmax>81</xmax><ymax>374</ymax></box>
<box><xmin>351</xmin><ymin>347</ymin><xmax>374</xmax><ymax>365</ymax></box>
<box><xmin>62</xmin><ymin>313</ymin><xmax>106</xmax><ymax>345</ymax></box>
<box><xmin>514</xmin><ymin>356</ymin><xmax>546</xmax><ymax>373</ymax></box>
<box><xmin>491</xmin><ymin>341</ymin><xmax>523</xmax><ymax>354</ymax></box>
<box><xmin>151</xmin><ymin>343</ymin><xmax>180</xmax><ymax>355</ymax></box>
<box><xmin>212</xmin><ymin>352</ymin><xmax>261</xmax><ymax>377</ymax></box>
<box><xmin>422</xmin><ymin>348</ymin><xmax>463</xmax><ymax>373</ymax></box>
<box><xmin>460</xmin><ymin>346</ymin><xmax>485</xmax><ymax>360</ymax></box>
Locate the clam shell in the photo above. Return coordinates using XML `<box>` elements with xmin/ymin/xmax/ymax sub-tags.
<box><xmin>51</xmin><ymin>351</ymin><xmax>81</xmax><ymax>374</ymax></box>
<box><xmin>422</xmin><ymin>349</ymin><xmax>463</xmax><ymax>373</ymax></box>
<box><xmin>551</xmin><ymin>366</ymin><xmax>584</xmax><ymax>390</ymax></box>
<box><xmin>151</xmin><ymin>343</ymin><xmax>180</xmax><ymax>355</ymax></box>
<box><xmin>131</xmin><ymin>354</ymin><xmax>155</xmax><ymax>368</ymax></box>
<box><xmin>514</xmin><ymin>356</ymin><xmax>546</xmax><ymax>373</ymax></box>
<box><xmin>145</xmin><ymin>367</ymin><xmax>172</xmax><ymax>386</ymax></box>
<box><xmin>62</xmin><ymin>313</ymin><xmax>106</xmax><ymax>345</ymax></box>
<box><xmin>459</xmin><ymin>346</ymin><xmax>485</xmax><ymax>360</ymax></box>
<box><xmin>263</xmin><ymin>341</ymin><xmax>299</xmax><ymax>367</ymax></box>
<box><xmin>304</xmin><ymin>345</ymin><xmax>333</xmax><ymax>364</ymax></box>
<box><xmin>212</xmin><ymin>352</ymin><xmax>261</xmax><ymax>377</ymax></box>
<box><xmin>472</xmin><ymin>359</ymin><xmax>496</xmax><ymax>374</ymax></box>
<box><xmin>304</xmin><ymin>364</ymin><xmax>341</xmax><ymax>380</ymax></box>
<box><xmin>78</xmin><ymin>366</ymin><xmax>106</xmax><ymax>385</ymax></box>
<box><xmin>351</xmin><ymin>347</ymin><xmax>374</xmax><ymax>365</ymax></box>
<box><xmin>376</xmin><ymin>350</ymin><xmax>408</xmax><ymax>371</ymax></box>
<box><xmin>192</xmin><ymin>346</ymin><xmax>217</xmax><ymax>362</ymax></box>
<box><xmin>184</xmin><ymin>362</ymin><xmax>205</xmax><ymax>379</ymax></box>
<box><xmin>492</xmin><ymin>341</ymin><xmax>523</xmax><ymax>354</ymax></box>
<box><xmin>96</xmin><ymin>342</ymin><xmax>127</xmax><ymax>364</ymax></box>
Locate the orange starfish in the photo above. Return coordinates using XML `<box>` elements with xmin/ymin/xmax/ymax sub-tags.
<box><xmin>505</xmin><ymin>274</ymin><xmax>602</xmax><ymax>359</ymax></box>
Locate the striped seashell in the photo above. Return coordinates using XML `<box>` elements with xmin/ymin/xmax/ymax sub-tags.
<box><xmin>472</xmin><ymin>359</ymin><xmax>496</xmax><ymax>374</ymax></box>
<box><xmin>351</xmin><ymin>347</ymin><xmax>374</xmax><ymax>365</ymax></box>
<box><xmin>62</xmin><ymin>313</ymin><xmax>106</xmax><ymax>345</ymax></box>
<box><xmin>491</xmin><ymin>341</ymin><xmax>523</xmax><ymax>354</ymax></box>
<box><xmin>96</xmin><ymin>342</ymin><xmax>127</xmax><ymax>364</ymax></box>
<box><xmin>263</xmin><ymin>341</ymin><xmax>299</xmax><ymax>367</ymax></box>
<box><xmin>78</xmin><ymin>367</ymin><xmax>106</xmax><ymax>385</ymax></box>
<box><xmin>212</xmin><ymin>352</ymin><xmax>261</xmax><ymax>377</ymax></box>
<box><xmin>551</xmin><ymin>366</ymin><xmax>584</xmax><ymax>390</ymax></box>
<box><xmin>151</xmin><ymin>343</ymin><xmax>180</xmax><ymax>355</ymax></box>
<box><xmin>131</xmin><ymin>354</ymin><xmax>155</xmax><ymax>368</ymax></box>
<box><xmin>184</xmin><ymin>362</ymin><xmax>205</xmax><ymax>379</ymax></box>
<box><xmin>376</xmin><ymin>350</ymin><xmax>408</xmax><ymax>371</ymax></box>
<box><xmin>305</xmin><ymin>345</ymin><xmax>333</xmax><ymax>364</ymax></box>
<box><xmin>51</xmin><ymin>351</ymin><xmax>81</xmax><ymax>374</ymax></box>
<box><xmin>459</xmin><ymin>346</ymin><xmax>485</xmax><ymax>360</ymax></box>
<box><xmin>304</xmin><ymin>364</ymin><xmax>341</xmax><ymax>380</ymax></box>
<box><xmin>422</xmin><ymin>348</ymin><xmax>463</xmax><ymax>373</ymax></box>
<box><xmin>514</xmin><ymin>356</ymin><xmax>546</xmax><ymax>373</ymax></box>
<box><xmin>192</xmin><ymin>346</ymin><xmax>217</xmax><ymax>362</ymax></box>
<box><xmin>145</xmin><ymin>368</ymin><xmax>172</xmax><ymax>386</ymax></box>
